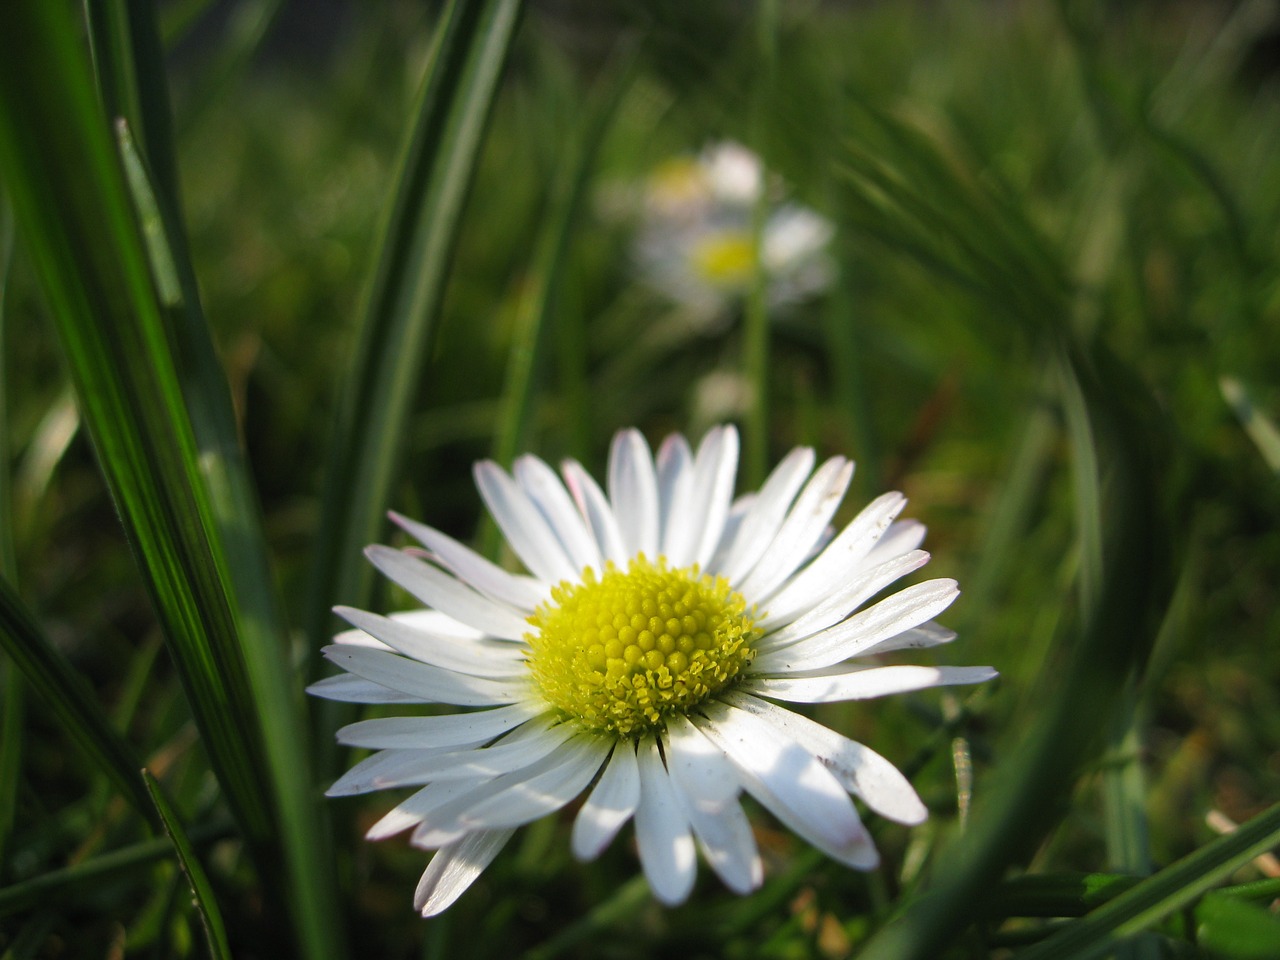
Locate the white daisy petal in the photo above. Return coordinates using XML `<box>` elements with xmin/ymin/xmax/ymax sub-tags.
<box><xmin>337</xmin><ymin>702</ymin><xmax>541</xmax><ymax>749</ymax></box>
<box><xmin>866</xmin><ymin>620</ymin><xmax>957</xmax><ymax>654</ymax></box>
<box><xmin>665</xmin><ymin>716</ymin><xmax>763</xmax><ymax>895</ymax></box>
<box><xmin>410</xmin><ymin>734</ymin><xmax>599</xmax><ymax>849</ymax></box>
<box><xmin>760</xmin><ymin>550</ymin><xmax>931</xmax><ymax>649</ymax></box>
<box><xmin>334</xmin><ymin>606</ymin><xmax>526</xmax><ymax>678</ymax></box>
<box><xmin>368</xmin><ymin>779</ymin><xmax>498</xmax><ymax>841</ymax></box>
<box><xmin>759</xmin><ymin>491</ymin><xmax>907</xmax><ymax>625</ymax></box>
<box><xmin>688</xmin><ymin>425</ymin><xmax>741</xmax><ymax>568</ymax></box>
<box><xmin>572</xmin><ymin>744</ymin><xmax>641</xmax><ymax>862</ymax></box>
<box><xmin>320</xmin><ymin>644</ymin><xmax>521</xmax><ymax>706</ymax></box>
<box><xmin>736</xmin><ymin>456</ymin><xmax>854</xmax><ymax>601</ymax></box>
<box><xmin>865</xmin><ymin>519</ymin><xmax>927</xmax><ymax>564</ymax></box>
<box><xmin>663</xmin><ymin>713</ymin><xmax>739</xmax><ymax>810</ymax></box>
<box><xmin>723</xmin><ymin>690</ymin><xmax>927</xmax><ymax>825</ymax></box>
<box><xmin>415</xmin><ymin>828</ymin><xmax>516</xmax><ymax>917</ymax></box>
<box><xmin>474</xmin><ymin>460</ymin><xmax>579</xmax><ymax>583</ymax></box>
<box><xmin>515</xmin><ymin>456</ymin><xmax>602</xmax><ymax>575</ymax></box>
<box><xmin>748</xmin><ymin>664</ymin><xmax>998</xmax><ymax>703</ymax></box>
<box><xmin>634</xmin><ymin>738</ymin><xmax>697</xmax><ymax>905</ymax></box>
<box><xmin>608</xmin><ymin>429</ymin><xmax>660</xmax><ymax>559</ymax></box>
<box><xmin>326</xmin><ymin>749</ymin><xmax>448</xmax><ymax>797</ymax></box>
<box><xmin>306</xmin><ymin>673</ymin><xmax>428</xmax><ymax>704</ymax></box>
<box><xmin>328</xmin><ymin>716</ymin><xmax>574</xmax><ymax>795</ymax></box>
<box><xmin>696</xmin><ymin>700</ymin><xmax>877</xmax><ymax>869</ymax></box>
<box><xmin>754</xmin><ymin>578</ymin><xmax>960</xmax><ymax>673</ymax></box>
<box><xmin>683</xmin><ymin>794</ymin><xmax>762</xmax><ymax>895</ymax></box>
<box><xmin>390</xmin><ymin>512</ymin><xmax>547</xmax><ymax>610</ymax></box>
<box><xmin>656</xmin><ymin>433</ymin><xmax>696</xmax><ymax>563</ymax></box>
<box><xmin>364</xmin><ymin>545</ymin><xmax>532</xmax><ymax>640</ymax></box>
<box><xmin>717</xmin><ymin>445</ymin><xmax>815</xmax><ymax>584</ymax></box>
<box><xmin>706</xmin><ymin>492</ymin><xmax>755</xmax><ymax>572</ymax></box>
<box><xmin>460</xmin><ymin>736</ymin><xmax>609</xmax><ymax>830</ymax></box>
<box><xmin>562</xmin><ymin>459</ymin><xmax>629</xmax><ymax>565</ymax></box>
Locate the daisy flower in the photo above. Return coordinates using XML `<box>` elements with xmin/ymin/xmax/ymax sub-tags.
<box><xmin>310</xmin><ymin>425</ymin><xmax>995</xmax><ymax>916</ymax></box>
<box><xmin>634</xmin><ymin>142</ymin><xmax>835</xmax><ymax>320</ymax></box>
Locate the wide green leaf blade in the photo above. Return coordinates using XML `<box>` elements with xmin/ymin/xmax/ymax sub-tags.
<box><xmin>304</xmin><ymin>0</ymin><xmax>525</xmax><ymax>753</ymax></box>
<box><xmin>1014</xmin><ymin>801</ymin><xmax>1280</xmax><ymax>959</ymax></box>
<box><xmin>0</xmin><ymin>5</ymin><xmax>339</xmax><ymax>956</ymax></box>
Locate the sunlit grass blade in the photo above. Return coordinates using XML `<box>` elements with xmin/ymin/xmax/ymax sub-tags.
<box><xmin>0</xmin><ymin>575</ymin><xmax>156</xmax><ymax>826</ymax></box>
<box><xmin>0</xmin><ymin>5</ymin><xmax>340</xmax><ymax>956</ymax></box>
<box><xmin>143</xmin><ymin>771</ymin><xmax>231</xmax><ymax>960</ymax></box>
<box><xmin>1221</xmin><ymin>376</ymin><xmax>1280</xmax><ymax>475</ymax></box>
<box><xmin>305</xmin><ymin>0</ymin><xmax>523</xmax><ymax>674</ymax></box>
<box><xmin>858</xmin><ymin>347</ymin><xmax>1177</xmax><ymax>960</ymax></box>
<box><xmin>85</xmin><ymin>0</ymin><xmax>179</xmax><ymax>209</ymax></box>
<box><xmin>1014</xmin><ymin>801</ymin><xmax>1280</xmax><ymax>960</ymax></box>
<box><xmin>84</xmin><ymin>4</ymin><xmax>345</xmax><ymax>953</ymax></box>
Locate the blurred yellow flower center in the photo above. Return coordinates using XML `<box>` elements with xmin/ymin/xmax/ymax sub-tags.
<box><xmin>526</xmin><ymin>556</ymin><xmax>757</xmax><ymax>738</ymax></box>
<box><xmin>691</xmin><ymin>231</ymin><xmax>756</xmax><ymax>288</ymax></box>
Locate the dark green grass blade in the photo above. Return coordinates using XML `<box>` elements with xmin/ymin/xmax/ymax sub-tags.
<box><xmin>858</xmin><ymin>346</ymin><xmax>1178</xmax><ymax>959</ymax></box>
<box><xmin>1014</xmin><ymin>801</ymin><xmax>1280</xmax><ymax>960</ymax></box>
<box><xmin>143</xmin><ymin>771</ymin><xmax>231</xmax><ymax>960</ymax></box>
<box><xmin>305</xmin><ymin>0</ymin><xmax>523</xmax><ymax>669</ymax></box>
<box><xmin>0</xmin><ymin>193</ymin><xmax>18</xmax><ymax>873</ymax></box>
<box><xmin>0</xmin><ymin>5</ymin><xmax>339</xmax><ymax>956</ymax></box>
<box><xmin>0</xmin><ymin>819</ymin><xmax>234</xmax><ymax>918</ymax></box>
<box><xmin>0</xmin><ymin>576</ymin><xmax>156</xmax><ymax>826</ymax></box>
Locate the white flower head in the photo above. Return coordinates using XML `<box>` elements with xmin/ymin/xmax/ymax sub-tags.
<box><xmin>311</xmin><ymin>426</ymin><xmax>995</xmax><ymax>916</ymax></box>
<box><xmin>634</xmin><ymin>143</ymin><xmax>835</xmax><ymax>321</ymax></box>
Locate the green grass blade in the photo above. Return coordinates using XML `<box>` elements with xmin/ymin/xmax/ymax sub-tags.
<box><xmin>143</xmin><ymin>771</ymin><xmax>232</xmax><ymax>960</ymax></box>
<box><xmin>1014</xmin><ymin>801</ymin><xmax>1280</xmax><ymax>960</ymax></box>
<box><xmin>858</xmin><ymin>346</ymin><xmax>1177</xmax><ymax>960</ymax></box>
<box><xmin>1221</xmin><ymin>376</ymin><xmax>1280</xmax><ymax>475</ymax></box>
<box><xmin>0</xmin><ymin>820</ymin><xmax>234</xmax><ymax>918</ymax></box>
<box><xmin>99</xmin><ymin>19</ymin><xmax>341</xmax><ymax>954</ymax></box>
<box><xmin>0</xmin><ymin>187</ymin><xmax>18</xmax><ymax>873</ymax></box>
<box><xmin>0</xmin><ymin>6</ymin><xmax>340</xmax><ymax>956</ymax></box>
<box><xmin>0</xmin><ymin>575</ymin><xmax>156</xmax><ymax>825</ymax></box>
<box><xmin>305</xmin><ymin>0</ymin><xmax>523</xmax><ymax>669</ymax></box>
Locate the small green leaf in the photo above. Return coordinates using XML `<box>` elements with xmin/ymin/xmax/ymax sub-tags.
<box><xmin>1196</xmin><ymin>893</ymin><xmax>1280</xmax><ymax>960</ymax></box>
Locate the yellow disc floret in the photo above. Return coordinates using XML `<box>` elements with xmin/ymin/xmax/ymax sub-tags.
<box><xmin>526</xmin><ymin>556</ymin><xmax>757</xmax><ymax>738</ymax></box>
<box><xmin>691</xmin><ymin>231</ymin><xmax>756</xmax><ymax>289</ymax></box>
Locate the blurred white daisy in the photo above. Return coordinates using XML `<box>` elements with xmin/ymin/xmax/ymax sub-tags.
<box><xmin>635</xmin><ymin>142</ymin><xmax>835</xmax><ymax>320</ymax></box>
<box><xmin>311</xmin><ymin>425</ymin><xmax>995</xmax><ymax>916</ymax></box>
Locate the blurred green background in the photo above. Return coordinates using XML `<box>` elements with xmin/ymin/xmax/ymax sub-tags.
<box><xmin>3</xmin><ymin>0</ymin><xmax>1280</xmax><ymax>957</ymax></box>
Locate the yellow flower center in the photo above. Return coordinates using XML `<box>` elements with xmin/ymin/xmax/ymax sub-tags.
<box><xmin>691</xmin><ymin>231</ymin><xmax>757</xmax><ymax>288</ymax></box>
<box><xmin>526</xmin><ymin>556</ymin><xmax>757</xmax><ymax>738</ymax></box>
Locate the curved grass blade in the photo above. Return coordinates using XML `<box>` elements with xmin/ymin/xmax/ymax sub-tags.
<box><xmin>305</xmin><ymin>0</ymin><xmax>524</xmax><ymax>686</ymax></box>
<box><xmin>0</xmin><ymin>5</ymin><xmax>340</xmax><ymax>956</ymax></box>
<box><xmin>858</xmin><ymin>346</ymin><xmax>1177</xmax><ymax>960</ymax></box>
<box><xmin>1014</xmin><ymin>801</ymin><xmax>1280</xmax><ymax>960</ymax></box>
<box><xmin>143</xmin><ymin>771</ymin><xmax>231</xmax><ymax>960</ymax></box>
<box><xmin>0</xmin><ymin>575</ymin><xmax>157</xmax><ymax>826</ymax></box>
